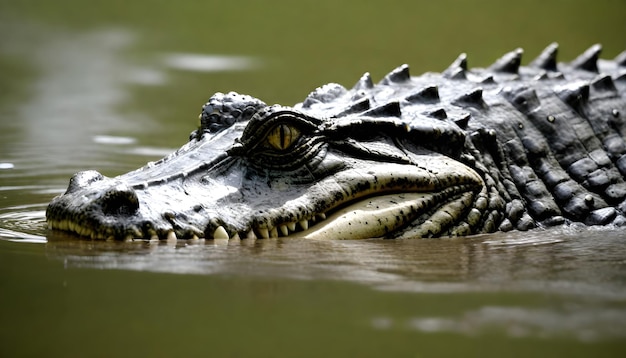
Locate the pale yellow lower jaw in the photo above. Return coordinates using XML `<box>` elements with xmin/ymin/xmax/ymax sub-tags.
<box><xmin>291</xmin><ymin>192</ymin><xmax>439</xmax><ymax>240</ymax></box>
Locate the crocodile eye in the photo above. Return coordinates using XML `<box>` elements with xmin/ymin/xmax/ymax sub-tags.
<box><xmin>266</xmin><ymin>124</ymin><xmax>301</xmax><ymax>150</ymax></box>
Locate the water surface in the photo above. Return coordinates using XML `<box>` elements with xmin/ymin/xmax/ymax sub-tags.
<box><xmin>1</xmin><ymin>1</ymin><xmax>625</xmax><ymax>356</ymax></box>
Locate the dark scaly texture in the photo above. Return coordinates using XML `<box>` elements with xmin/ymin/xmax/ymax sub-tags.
<box><xmin>47</xmin><ymin>43</ymin><xmax>626</xmax><ymax>241</ymax></box>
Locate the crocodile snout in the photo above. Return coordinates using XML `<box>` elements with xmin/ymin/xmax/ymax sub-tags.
<box><xmin>96</xmin><ymin>184</ymin><xmax>140</xmax><ymax>217</ymax></box>
<box><xmin>64</xmin><ymin>171</ymin><xmax>139</xmax><ymax>217</ymax></box>
<box><xmin>65</xmin><ymin>170</ymin><xmax>104</xmax><ymax>194</ymax></box>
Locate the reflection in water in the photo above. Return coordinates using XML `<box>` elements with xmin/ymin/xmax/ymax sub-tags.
<box><xmin>0</xmin><ymin>18</ymin><xmax>260</xmax><ymax>183</ymax></box>
<box><xmin>43</xmin><ymin>225</ymin><xmax>626</xmax><ymax>297</ymax></box>
<box><xmin>374</xmin><ymin>305</ymin><xmax>626</xmax><ymax>342</ymax></box>
<box><xmin>37</xmin><ymin>225</ymin><xmax>626</xmax><ymax>341</ymax></box>
<box><xmin>0</xmin><ymin>24</ymin><xmax>141</xmax><ymax>175</ymax></box>
<box><xmin>162</xmin><ymin>53</ymin><xmax>260</xmax><ymax>72</ymax></box>
<box><xmin>0</xmin><ymin>203</ymin><xmax>47</xmax><ymax>243</ymax></box>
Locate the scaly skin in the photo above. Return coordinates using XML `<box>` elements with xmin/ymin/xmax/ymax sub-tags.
<box><xmin>46</xmin><ymin>43</ymin><xmax>626</xmax><ymax>240</ymax></box>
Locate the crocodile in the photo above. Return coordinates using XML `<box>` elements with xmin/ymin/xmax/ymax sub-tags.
<box><xmin>46</xmin><ymin>43</ymin><xmax>626</xmax><ymax>241</ymax></box>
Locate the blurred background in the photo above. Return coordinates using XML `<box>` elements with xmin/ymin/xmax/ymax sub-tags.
<box><xmin>1</xmin><ymin>0</ymin><xmax>624</xmax><ymax>164</ymax></box>
<box><xmin>0</xmin><ymin>1</ymin><xmax>625</xmax><ymax>357</ymax></box>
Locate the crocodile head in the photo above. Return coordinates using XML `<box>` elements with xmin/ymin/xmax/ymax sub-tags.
<box><xmin>47</xmin><ymin>44</ymin><xmax>626</xmax><ymax>240</ymax></box>
<box><xmin>46</xmin><ymin>89</ymin><xmax>487</xmax><ymax>240</ymax></box>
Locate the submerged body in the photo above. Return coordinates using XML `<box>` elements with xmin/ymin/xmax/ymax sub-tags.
<box><xmin>47</xmin><ymin>44</ymin><xmax>626</xmax><ymax>240</ymax></box>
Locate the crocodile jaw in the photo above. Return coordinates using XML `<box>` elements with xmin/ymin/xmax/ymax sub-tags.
<box><xmin>46</xmin><ymin>153</ymin><xmax>484</xmax><ymax>241</ymax></box>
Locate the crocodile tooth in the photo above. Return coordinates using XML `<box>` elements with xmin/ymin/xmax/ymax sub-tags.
<box><xmin>381</xmin><ymin>64</ymin><xmax>410</xmax><ymax>84</ymax></box>
<box><xmin>270</xmin><ymin>226</ymin><xmax>278</xmax><ymax>238</ymax></box>
<box><xmin>299</xmin><ymin>219</ymin><xmax>309</xmax><ymax>230</ymax></box>
<box><xmin>279</xmin><ymin>225</ymin><xmax>289</xmax><ymax>236</ymax></box>
<box><xmin>443</xmin><ymin>53</ymin><xmax>467</xmax><ymax>79</ymax></box>
<box><xmin>190</xmin><ymin>235</ymin><xmax>200</xmax><ymax>241</ymax></box>
<box><xmin>166</xmin><ymin>231</ymin><xmax>177</xmax><ymax>241</ymax></box>
<box><xmin>132</xmin><ymin>227</ymin><xmax>142</xmax><ymax>238</ymax></box>
<box><xmin>258</xmin><ymin>227</ymin><xmax>269</xmax><ymax>239</ymax></box>
<box><xmin>213</xmin><ymin>225</ymin><xmax>229</xmax><ymax>240</ymax></box>
<box><xmin>489</xmin><ymin>48</ymin><xmax>523</xmax><ymax>74</ymax></box>
<box><xmin>530</xmin><ymin>42</ymin><xmax>558</xmax><ymax>71</ymax></box>
<box><xmin>230</xmin><ymin>233</ymin><xmax>240</xmax><ymax>241</ymax></box>
<box><xmin>149</xmin><ymin>234</ymin><xmax>159</xmax><ymax>241</ymax></box>
<box><xmin>287</xmin><ymin>222</ymin><xmax>296</xmax><ymax>231</ymax></box>
<box><xmin>571</xmin><ymin>44</ymin><xmax>601</xmax><ymax>73</ymax></box>
<box><xmin>317</xmin><ymin>213</ymin><xmax>326</xmax><ymax>220</ymax></box>
<box><xmin>246</xmin><ymin>229</ymin><xmax>257</xmax><ymax>240</ymax></box>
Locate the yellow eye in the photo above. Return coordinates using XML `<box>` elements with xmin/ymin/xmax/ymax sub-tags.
<box><xmin>266</xmin><ymin>124</ymin><xmax>301</xmax><ymax>150</ymax></box>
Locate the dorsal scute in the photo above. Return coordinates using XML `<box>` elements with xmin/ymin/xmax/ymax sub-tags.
<box><xmin>501</xmin><ymin>86</ymin><xmax>541</xmax><ymax>113</ymax></box>
<box><xmin>443</xmin><ymin>53</ymin><xmax>468</xmax><ymax>79</ymax></box>
<box><xmin>556</xmin><ymin>82</ymin><xmax>590</xmax><ymax>111</ymax></box>
<box><xmin>380</xmin><ymin>64</ymin><xmax>411</xmax><ymax>85</ymax></box>
<box><xmin>530</xmin><ymin>42</ymin><xmax>559</xmax><ymax>71</ymax></box>
<box><xmin>615</xmin><ymin>50</ymin><xmax>626</xmax><ymax>67</ymax></box>
<box><xmin>591</xmin><ymin>74</ymin><xmax>617</xmax><ymax>93</ymax></box>
<box><xmin>361</xmin><ymin>101</ymin><xmax>402</xmax><ymax>118</ymax></box>
<box><xmin>489</xmin><ymin>48</ymin><xmax>523</xmax><ymax>74</ymax></box>
<box><xmin>480</xmin><ymin>75</ymin><xmax>496</xmax><ymax>84</ymax></box>
<box><xmin>352</xmin><ymin>72</ymin><xmax>374</xmax><ymax>91</ymax></box>
<box><xmin>405</xmin><ymin>85</ymin><xmax>440</xmax><ymax>103</ymax></box>
<box><xmin>302</xmin><ymin>83</ymin><xmax>348</xmax><ymax>108</ymax></box>
<box><xmin>570</xmin><ymin>44</ymin><xmax>602</xmax><ymax>73</ymax></box>
<box><xmin>426</xmin><ymin>108</ymin><xmax>448</xmax><ymax>120</ymax></box>
<box><xmin>332</xmin><ymin>97</ymin><xmax>372</xmax><ymax>118</ymax></box>
<box><xmin>452</xmin><ymin>88</ymin><xmax>486</xmax><ymax>109</ymax></box>
<box><xmin>453</xmin><ymin>112</ymin><xmax>471</xmax><ymax>129</ymax></box>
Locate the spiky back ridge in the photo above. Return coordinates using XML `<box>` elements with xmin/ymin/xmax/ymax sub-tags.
<box><xmin>295</xmin><ymin>44</ymin><xmax>626</xmax><ymax>230</ymax></box>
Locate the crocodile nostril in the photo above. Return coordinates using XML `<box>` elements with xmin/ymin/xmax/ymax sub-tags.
<box><xmin>98</xmin><ymin>184</ymin><xmax>140</xmax><ymax>217</ymax></box>
<box><xmin>66</xmin><ymin>170</ymin><xmax>105</xmax><ymax>194</ymax></box>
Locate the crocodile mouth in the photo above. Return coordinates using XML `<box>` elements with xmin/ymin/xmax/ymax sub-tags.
<box><xmin>289</xmin><ymin>186</ymin><xmax>480</xmax><ymax>240</ymax></box>
<box><xmin>46</xmin><ymin>158</ymin><xmax>485</xmax><ymax>241</ymax></box>
<box><xmin>46</xmin><ymin>185</ymin><xmax>479</xmax><ymax>241</ymax></box>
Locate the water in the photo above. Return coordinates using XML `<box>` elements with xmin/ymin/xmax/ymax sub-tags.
<box><xmin>1</xmin><ymin>1</ymin><xmax>625</xmax><ymax>356</ymax></box>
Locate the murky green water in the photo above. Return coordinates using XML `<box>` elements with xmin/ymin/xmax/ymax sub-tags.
<box><xmin>1</xmin><ymin>1</ymin><xmax>625</xmax><ymax>356</ymax></box>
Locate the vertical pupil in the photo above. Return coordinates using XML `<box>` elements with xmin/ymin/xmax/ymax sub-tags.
<box><xmin>267</xmin><ymin>123</ymin><xmax>299</xmax><ymax>150</ymax></box>
<box><xmin>280</xmin><ymin>124</ymin><xmax>287</xmax><ymax>149</ymax></box>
